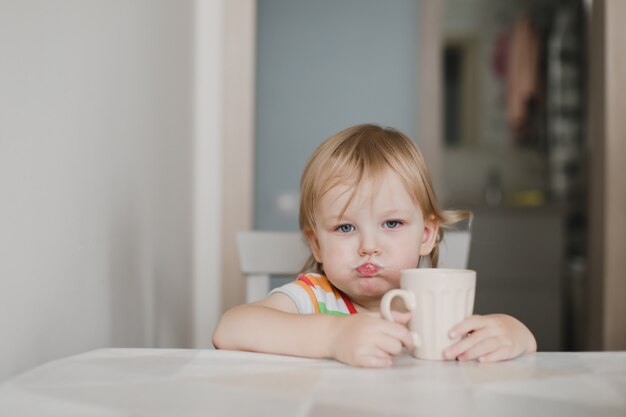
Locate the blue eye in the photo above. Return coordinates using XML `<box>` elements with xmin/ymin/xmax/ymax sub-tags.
<box><xmin>337</xmin><ymin>224</ymin><xmax>355</xmax><ymax>233</ymax></box>
<box><xmin>384</xmin><ymin>220</ymin><xmax>401</xmax><ymax>229</ymax></box>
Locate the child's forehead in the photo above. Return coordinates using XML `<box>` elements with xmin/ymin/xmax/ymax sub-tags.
<box><xmin>319</xmin><ymin>169</ymin><xmax>419</xmax><ymax>213</ymax></box>
<box><xmin>322</xmin><ymin>168</ymin><xmax>398</xmax><ymax>193</ymax></box>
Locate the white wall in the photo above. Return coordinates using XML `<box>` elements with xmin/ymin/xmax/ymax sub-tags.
<box><xmin>0</xmin><ymin>0</ymin><xmax>222</xmax><ymax>381</ymax></box>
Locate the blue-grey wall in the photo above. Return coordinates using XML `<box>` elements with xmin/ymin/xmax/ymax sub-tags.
<box><xmin>255</xmin><ymin>0</ymin><xmax>420</xmax><ymax>230</ymax></box>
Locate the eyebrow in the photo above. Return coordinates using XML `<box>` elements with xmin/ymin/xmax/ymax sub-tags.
<box><xmin>380</xmin><ymin>209</ymin><xmax>404</xmax><ymax>216</ymax></box>
<box><xmin>323</xmin><ymin>214</ymin><xmax>348</xmax><ymax>223</ymax></box>
<box><xmin>323</xmin><ymin>208</ymin><xmax>412</xmax><ymax>222</ymax></box>
<box><xmin>379</xmin><ymin>207</ymin><xmax>416</xmax><ymax>217</ymax></box>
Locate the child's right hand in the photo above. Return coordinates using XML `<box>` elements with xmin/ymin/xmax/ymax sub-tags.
<box><xmin>328</xmin><ymin>312</ymin><xmax>414</xmax><ymax>368</ymax></box>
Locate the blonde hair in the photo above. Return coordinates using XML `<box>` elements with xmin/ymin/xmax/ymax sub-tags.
<box><xmin>299</xmin><ymin>124</ymin><xmax>470</xmax><ymax>273</ymax></box>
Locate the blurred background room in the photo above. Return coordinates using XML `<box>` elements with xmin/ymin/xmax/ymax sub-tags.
<box><xmin>1</xmin><ymin>0</ymin><xmax>624</xmax><ymax>382</ymax></box>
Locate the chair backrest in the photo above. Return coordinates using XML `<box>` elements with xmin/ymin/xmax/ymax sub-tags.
<box><xmin>437</xmin><ymin>230</ymin><xmax>472</xmax><ymax>269</ymax></box>
<box><xmin>236</xmin><ymin>231</ymin><xmax>309</xmax><ymax>302</ymax></box>
<box><xmin>237</xmin><ymin>230</ymin><xmax>471</xmax><ymax>302</ymax></box>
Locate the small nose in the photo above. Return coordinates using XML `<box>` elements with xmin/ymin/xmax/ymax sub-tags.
<box><xmin>358</xmin><ymin>231</ymin><xmax>381</xmax><ymax>257</ymax></box>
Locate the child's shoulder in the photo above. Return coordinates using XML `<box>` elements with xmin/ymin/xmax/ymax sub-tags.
<box><xmin>294</xmin><ymin>273</ymin><xmax>350</xmax><ymax>303</ymax></box>
<box><xmin>296</xmin><ymin>272</ymin><xmax>324</xmax><ymax>280</ymax></box>
<box><xmin>295</xmin><ymin>272</ymin><xmax>333</xmax><ymax>290</ymax></box>
<box><xmin>291</xmin><ymin>273</ymin><xmax>357</xmax><ymax>315</ymax></box>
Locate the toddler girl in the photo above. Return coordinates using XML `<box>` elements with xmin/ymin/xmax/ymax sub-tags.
<box><xmin>212</xmin><ymin>124</ymin><xmax>536</xmax><ymax>367</ymax></box>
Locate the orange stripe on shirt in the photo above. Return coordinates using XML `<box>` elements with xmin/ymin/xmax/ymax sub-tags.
<box><xmin>294</xmin><ymin>279</ymin><xmax>320</xmax><ymax>313</ymax></box>
<box><xmin>306</xmin><ymin>274</ymin><xmax>340</xmax><ymax>299</ymax></box>
<box><xmin>301</xmin><ymin>274</ymin><xmax>358</xmax><ymax>314</ymax></box>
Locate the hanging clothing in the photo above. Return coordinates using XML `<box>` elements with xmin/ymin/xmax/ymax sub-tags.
<box><xmin>492</xmin><ymin>27</ymin><xmax>511</xmax><ymax>79</ymax></box>
<box><xmin>506</xmin><ymin>14</ymin><xmax>540</xmax><ymax>131</ymax></box>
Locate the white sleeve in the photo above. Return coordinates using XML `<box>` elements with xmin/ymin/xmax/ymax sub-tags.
<box><xmin>269</xmin><ymin>282</ymin><xmax>315</xmax><ymax>314</ymax></box>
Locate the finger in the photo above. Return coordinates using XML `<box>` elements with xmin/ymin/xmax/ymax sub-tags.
<box><xmin>477</xmin><ymin>346</ymin><xmax>512</xmax><ymax>363</ymax></box>
<box><xmin>377</xmin><ymin>335</ymin><xmax>404</xmax><ymax>356</ymax></box>
<box><xmin>443</xmin><ymin>328</ymin><xmax>493</xmax><ymax>360</ymax></box>
<box><xmin>448</xmin><ymin>315</ymin><xmax>487</xmax><ymax>339</ymax></box>
<box><xmin>377</xmin><ymin>310</ymin><xmax>412</xmax><ymax>325</ymax></box>
<box><xmin>389</xmin><ymin>311</ymin><xmax>412</xmax><ymax>324</ymax></box>
<box><xmin>456</xmin><ymin>336</ymin><xmax>507</xmax><ymax>362</ymax></box>
<box><xmin>358</xmin><ymin>353</ymin><xmax>393</xmax><ymax>368</ymax></box>
<box><xmin>366</xmin><ymin>356</ymin><xmax>393</xmax><ymax>368</ymax></box>
<box><xmin>381</xmin><ymin>321</ymin><xmax>415</xmax><ymax>350</ymax></box>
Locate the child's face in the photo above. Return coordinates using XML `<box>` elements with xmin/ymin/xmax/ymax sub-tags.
<box><xmin>306</xmin><ymin>169</ymin><xmax>438</xmax><ymax>311</ymax></box>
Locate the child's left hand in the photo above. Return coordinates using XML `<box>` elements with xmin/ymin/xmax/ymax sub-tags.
<box><xmin>443</xmin><ymin>314</ymin><xmax>537</xmax><ymax>362</ymax></box>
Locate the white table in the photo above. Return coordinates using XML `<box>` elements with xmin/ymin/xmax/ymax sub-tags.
<box><xmin>1</xmin><ymin>349</ymin><xmax>625</xmax><ymax>417</ymax></box>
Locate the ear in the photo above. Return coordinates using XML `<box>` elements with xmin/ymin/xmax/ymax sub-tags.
<box><xmin>304</xmin><ymin>229</ymin><xmax>323</xmax><ymax>263</ymax></box>
<box><xmin>419</xmin><ymin>216</ymin><xmax>439</xmax><ymax>256</ymax></box>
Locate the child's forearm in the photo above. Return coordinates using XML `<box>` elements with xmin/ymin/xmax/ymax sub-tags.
<box><xmin>212</xmin><ymin>304</ymin><xmax>338</xmax><ymax>359</ymax></box>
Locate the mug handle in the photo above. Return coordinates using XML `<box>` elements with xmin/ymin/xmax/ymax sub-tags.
<box><xmin>380</xmin><ymin>289</ymin><xmax>421</xmax><ymax>348</ymax></box>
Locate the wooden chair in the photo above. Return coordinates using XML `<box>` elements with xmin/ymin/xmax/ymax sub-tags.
<box><xmin>237</xmin><ymin>230</ymin><xmax>471</xmax><ymax>302</ymax></box>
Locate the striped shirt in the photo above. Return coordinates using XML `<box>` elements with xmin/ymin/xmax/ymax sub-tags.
<box><xmin>270</xmin><ymin>273</ymin><xmax>358</xmax><ymax>316</ymax></box>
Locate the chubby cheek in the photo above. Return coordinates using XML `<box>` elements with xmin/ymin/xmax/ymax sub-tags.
<box><xmin>387</xmin><ymin>253</ymin><xmax>419</xmax><ymax>279</ymax></box>
<box><xmin>319</xmin><ymin>242</ymin><xmax>353</xmax><ymax>269</ymax></box>
<box><xmin>389</xmin><ymin>234</ymin><xmax>422</xmax><ymax>268</ymax></box>
<box><xmin>399</xmin><ymin>253</ymin><xmax>421</xmax><ymax>270</ymax></box>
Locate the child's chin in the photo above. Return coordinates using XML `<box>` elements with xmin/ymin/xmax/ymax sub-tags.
<box><xmin>356</xmin><ymin>276</ymin><xmax>388</xmax><ymax>296</ymax></box>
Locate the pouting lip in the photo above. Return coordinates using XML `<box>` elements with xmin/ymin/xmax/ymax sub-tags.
<box><xmin>355</xmin><ymin>262</ymin><xmax>382</xmax><ymax>277</ymax></box>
